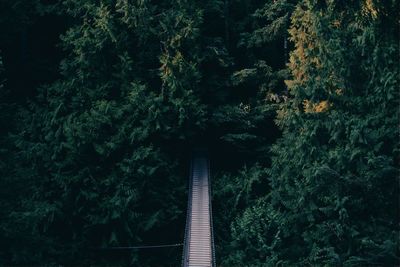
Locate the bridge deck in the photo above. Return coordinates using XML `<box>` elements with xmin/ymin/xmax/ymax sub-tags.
<box><xmin>183</xmin><ymin>156</ymin><xmax>215</xmax><ymax>267</ymax></box>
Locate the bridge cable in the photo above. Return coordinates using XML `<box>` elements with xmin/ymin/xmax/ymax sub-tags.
<box><xmin>95</xmin><ymin>243</ymin><xmax>183</xmax><ymax>250</ymax></box>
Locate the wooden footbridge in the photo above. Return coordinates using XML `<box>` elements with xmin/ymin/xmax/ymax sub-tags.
<box><xmin>182</xmin><ymin>151</ymin><xmax>216</xmax><ymax>267</ymax></box>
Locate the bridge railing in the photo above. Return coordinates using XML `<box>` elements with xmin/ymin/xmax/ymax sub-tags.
<box><xmin>182</xmin><ymin>158</ymin><xmax>193</xmax><ymax>267</ymax></box>
<box><xmin>208</xmin><ymin>157</ymin><xmax>216</xmax><ymax>267</ymax></box>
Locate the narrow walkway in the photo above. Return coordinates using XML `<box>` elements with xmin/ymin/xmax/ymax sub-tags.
<box><xmin>182</xmin><ymin>154</ymin><xmax>215</xmax><ymax>267</ymax></box>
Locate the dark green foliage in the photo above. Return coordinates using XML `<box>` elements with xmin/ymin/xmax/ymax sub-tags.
<box><xmin>209</xmin><ymin>0</ymin><xmax>291</xmax><ymax>162</ymax></box>
<box><xmin>239</xmin><ymin>0</ymin><xmax>295</xmax><ymax>47</ymax></box>
<box><xmin>221</xmin><ymin>0</ymin><xmax>399</xmax><ymax>266</ymax></box>
<box><xmin>213</xmin><ymin>164</ymin><xmax>270</xmax><ymax>263</ymax></box>
<box><xmin>0</xmin><ymin>0</ymin><xmax>398</xmax><ymax>266</ymax></box>
<box><xmin>3</xmin><ymin>0</ymin><xmax>206</xmax><ymax>265</ymax></box>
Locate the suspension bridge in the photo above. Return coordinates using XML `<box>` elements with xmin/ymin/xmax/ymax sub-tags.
<box><xmin>182</xmin><ymin>151</ymin><xmax>216</xmax><ymax>267</ymax></box>
<box><xmin>95</xmin><ymin>151</ymin><xmax>216</xmax><ymax>266</ymax></box>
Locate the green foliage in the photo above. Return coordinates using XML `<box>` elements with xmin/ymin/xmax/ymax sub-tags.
<box><xmin>239</xmin><ymin>0</ymin><xmax>295</xmax><ymax>47</ymax></box>
<box><xmin>1</xmin><ymin>0</ymin><xmax>398</xmax><ymax>266</ymax></box>
<box><xmin>207</xmin><ymin>0</ymin><xmax>290</xmax><ymax>159</ymax></box>
<box><xmin>213</xmin><ymin>164</ymin><xmax>270</xmax><ymax>263</ymax></box>
<box><xmin>3</xmin><ymin>0</ymin><xmax>205</xmax><ymax>265</ymax></box>
<box><xmin>222</xmin><ymin>0</ymin><xmax>399</xmax><ymax>266</ymax></box>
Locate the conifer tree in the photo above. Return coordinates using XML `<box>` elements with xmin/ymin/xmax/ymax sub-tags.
<box><xmin>11</xmin><ymin>0</ymin><xmax>206</xmax><ymax>264</ymax></box>
<box><xmin>1</xmin><ymin>0</ymin><xmax>398</xmax><ymax>265</ymax></box>
<box><xmin>225</xmin><ymin>0</ymin><xmax>399</xmax><ymax>265</ymax></box>
<box><xmin>210</xmin><ymin>0</ymin><xmax>294</xmax><ymax>158</ymax></box>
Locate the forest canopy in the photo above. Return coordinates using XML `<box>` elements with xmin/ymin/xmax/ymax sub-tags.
<box><xmin>0</xmin><ymin>0</ymin><xmax>398</xmax><ymax>266</ymax></box>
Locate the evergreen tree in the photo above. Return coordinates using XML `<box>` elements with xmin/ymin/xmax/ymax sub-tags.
<box><xmin>225</xmin><ymin>0</ymin><xmax>399</xmax><ymax>265</ymax></box>
<box><xmin>210</xmin><ymin>0</ymin><xmax>294</xmax><ymax>159</ymax></box>
<box><xmin>9</xmin><ymin>0</ymin><xmax>205</xmax><ymax>264</ymax></box>
<box><xmin>211</xmin><ymin>0</ymin><xmax>295</xmax><ymax>263</ymax></box>
<box><xmin>0</xmin><ymin>0</ymin><xmax>398</xmax><ymax>265</ymax></box>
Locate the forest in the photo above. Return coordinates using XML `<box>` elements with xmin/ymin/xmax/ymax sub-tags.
<box><xmin>0</xmin><ymin>0</ymin><xmax>398</xmax><ymax>266</ymax></box>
